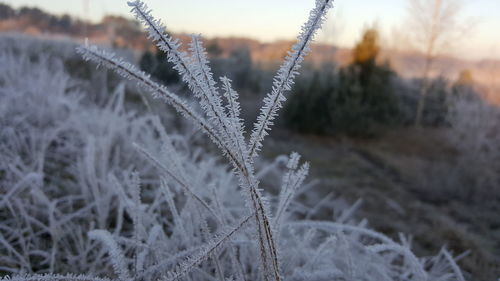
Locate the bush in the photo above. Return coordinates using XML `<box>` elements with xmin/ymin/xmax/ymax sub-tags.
<box><xmin>441</xmin><ymin>86</ymin><xmax>500</xmax><ymax>202</ymax></box>
<box><xmin>397</xmin><ymin>77</ymin><xmax>452</xmax><ymax>127</ymax></box>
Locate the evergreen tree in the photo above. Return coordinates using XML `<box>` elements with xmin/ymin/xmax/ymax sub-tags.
<box><xmin>284</xmin><ymin>68</ymin><xmax>334</xmax><ymax>134</ymax></box>
<box><xmin>0</xmin><ymin>3</ymin><xmax>15</xmax><ymax>20</ymax></box>
<box><xmin>284</xmin><ymin>28</ymin><xmax>400</xmax><ymax>136</ymax></box>
<box><xmin>331</xmin><ymin>28</ymin><xmax>399</xmax><ymax>136</ymax></box>
<box><xmin>206</xmin><ymin>39</ymin><xmax>223</xmax><ymax>57</ymax></box>
<box><xmin>139</xmin><ymin>47</ymin><xmax>180</xmax><ymax>85</ymax></box>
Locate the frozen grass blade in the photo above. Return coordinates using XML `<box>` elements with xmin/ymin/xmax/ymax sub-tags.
<box><xmin>249</xmin><ymin>0</ymin><xmax>334</xmax><ymax>158</ymax></box>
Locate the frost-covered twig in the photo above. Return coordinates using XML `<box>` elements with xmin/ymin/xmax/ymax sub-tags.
<box><xmin>165</xmin><ymin>213</ymin><xmax>253</xmax><ymax>281</ymax></box>
<box><xmin>133</xmin><ymin>143</ymin><xmax>220</xmax><ymax>220</ymax></box>
<box><xmin>126</xmin><ymin>2</ymin><xmax>281</xmax><ymax>277</ymax></box>
<box><xmin>249</xmin><ymin>0</ymin><xmax>334</xmax><ymax>158</ymax></box>
<box><xmin>441</xmin><ymin>249</ymin><xmax>466</xmax><ymax>281</ymax></box>
<box><xmin>76</xmin><ymin>45</ymin><xmax>245</xmax><ymax>174</ymax></box>
<box><xmin>221</xmin><ymin>77</ymin><xmax>248</xmax><ymax>167</ymax></box>
<box><xmin>78</xmin><ymin>1</ymin><xmax>334</xmax><ymax>279</ymax></box>
<box><xmin>77</xmin><ymin>40</ymin><xmax>280</xmax><ymax>281</ymax></box>
<box><xmin>88</xmin><ymin>230</ymin><xmax>132</xmax><ymax>281</ymax></box>
<box><xmin>127</xmin><ymin>1</ymin><xmax>235</xmax><ymax>148</ymax></box>
<box><xmin>274</xmin><ymin>153</ymin><xmax>309</xmax><ymax>232</ymax></box>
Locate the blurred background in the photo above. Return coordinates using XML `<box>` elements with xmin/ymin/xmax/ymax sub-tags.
<box><xmin>0</xmin><ymin>0</ymin><xmax>499</xmax><ymax>280</ymax></box>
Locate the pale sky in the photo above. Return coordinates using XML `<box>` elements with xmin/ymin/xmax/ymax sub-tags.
<box><xmin>3</xmin><ymin>0</ymin><xmax>500</xmax><ymax>60</ymax></box>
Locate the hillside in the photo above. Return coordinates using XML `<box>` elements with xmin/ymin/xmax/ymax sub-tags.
<box><xmin>2</xmin><ymin>2</ymin><xmax>499</xmax><ymax>96</ymax></box>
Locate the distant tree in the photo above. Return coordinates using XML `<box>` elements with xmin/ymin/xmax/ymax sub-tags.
<box><xmin>417</xmin><ymin>77</ymin><xmax>450</xmax><ymax>126</ymax></box>
<box><xmin>284</xmin><ymin>28</ymin><xmax>400</xmax><ymax>136</ymax></box>
<box><xmin>331</xmin><ymin>28</ymin><xmax>399</xmax><ymax>136</ymax></box>
<box><xmin>207</xmin><ymin>40</ymin><xmax>223</xmax><ymax>57</ymax></box>
<box><xmin>229</xmin><ymin>46</ymin><xmax>254</xmax><ymax>90</ymax></box>
<box><xmin>139</xmin><ymin>47</ymin><xmax>180</xmax><ymax>85</ymax></box>
<box><xmin>284</xmin><ymin>66</ymin><xmax>335</xmax><ymax>134</ymax></box>
<box><xmin>18</xmin><ymin>7</ymin><xmax>49</xmax><ymax>22</ymax></box>
<box><xmin>403</xmin><ymin>0</ymin><xmax>469</xmax><ymax>126</ymax></box>
<box><xmin>451</xmin><ymin>69</ymin><xmax>478</xmax><ymax>101</ymax></box>
<box><xmin>456</xmin><ymin>69</ymin><xmax>474</xmax><ymax>86</ymax></box>
<box><xmin>0</xmin><ymin>3</ymin><xmax>15</xmax><ymax>20</ymax></box>
<box><xmin>352</xmin><ymin>28</ymin><xmax>380</xmax><ymax>65</ymax></box>
<box><xmin>59</xmin><ymin>15</ymin><xmax>72</xmax><ymax>30</ymax></box>
<box><xmin>139</xmin><ymin>51</ymin><xmax>157</xmax><ymax>74</ymax></box>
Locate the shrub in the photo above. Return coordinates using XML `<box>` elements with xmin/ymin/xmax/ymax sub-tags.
<box><xmin>439</xmin><ymin>86</ymin><xmax>500</xmax><ymax>202</ymax></box>
<box><xmin>399</xmin><ymin>77</ymin><xmax>451</xmax><ymax>127</ymax></box>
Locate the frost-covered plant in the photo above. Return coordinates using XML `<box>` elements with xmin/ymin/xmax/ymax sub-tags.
<box><xmin>0</xmin><ymin>1</ymin><xmax>469</xmax><ymax>281</ymax></box>
<box><xmin>445</xmin><ymin>90</ymin><xmax>500</xmax><ymax>200</ymax></box>
<box><xmin>77</xmin><ymin>1</ymin><xmax>334</xmax><ymax>279</ymax></box>
<box><xmin>0</xmin><ymin>47</ymin><xmax>165</xmax><ymax>275</ymax></box>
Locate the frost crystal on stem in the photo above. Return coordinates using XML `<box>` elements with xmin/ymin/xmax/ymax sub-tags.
<box><xmin>249</xmin><ymin>0</ymin><xmax>334</xmax><ymax>158</ymax></box>
<box><xmin>85</xmin><ymin>1</ymin><xmax>334</xmax><ymax>280</ymax></box>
